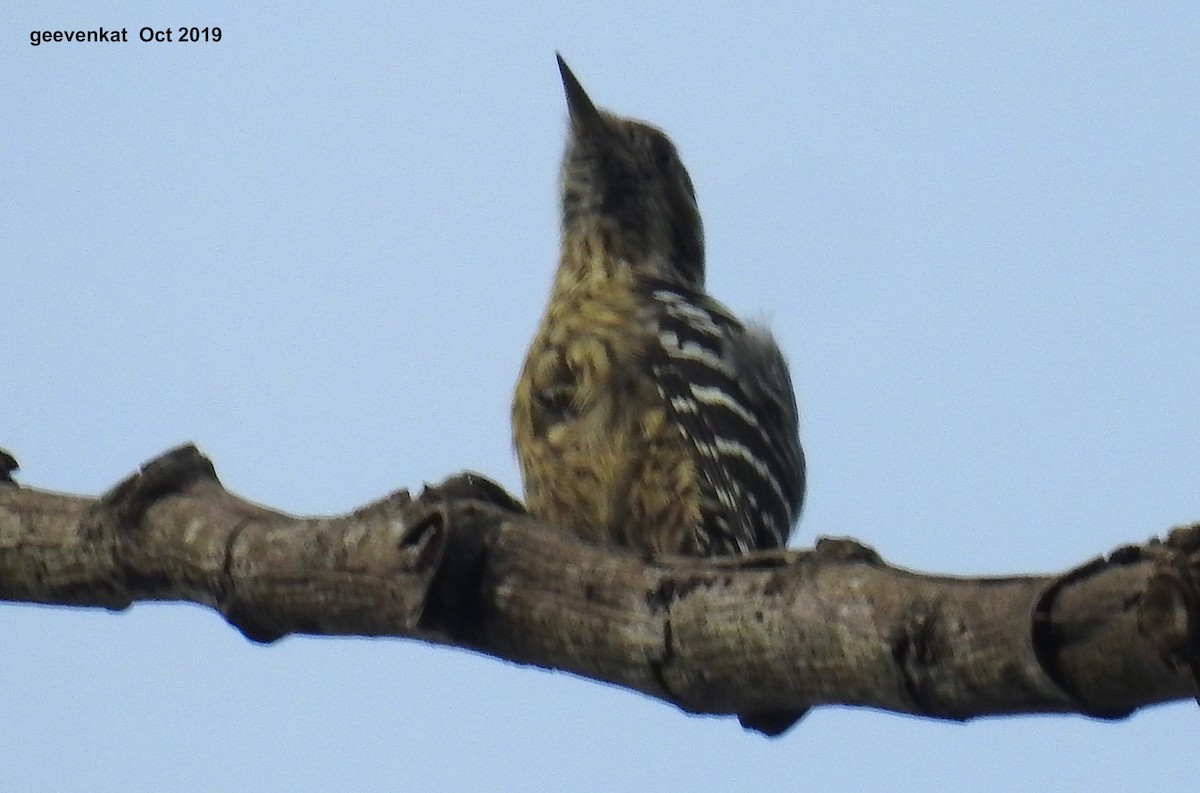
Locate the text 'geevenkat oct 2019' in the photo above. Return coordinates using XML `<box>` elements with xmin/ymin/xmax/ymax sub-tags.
<box><xmin>30</xmin><ymin>26</ymin><xmax>221</xmax><ymax>46</ymax></box>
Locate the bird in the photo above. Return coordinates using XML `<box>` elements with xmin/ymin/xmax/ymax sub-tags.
<box><xmin>511</xmin><ymin>55</ymin><xmax>805</xmax><ymax>557</ymax></box>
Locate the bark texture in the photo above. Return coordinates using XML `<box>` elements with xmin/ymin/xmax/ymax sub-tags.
<box><xmin>0</xmin><ymin>444</ymin><xmax>1196</xmax><ymax>735</ymax></box>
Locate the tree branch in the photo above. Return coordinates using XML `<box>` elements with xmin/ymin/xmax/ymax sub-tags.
<box><xmin>0</xmin><ymin>444</ymin><xmax>1196</xmax><ymax>735</ymax></box>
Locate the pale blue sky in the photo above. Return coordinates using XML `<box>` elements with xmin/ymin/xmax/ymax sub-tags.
<box><xmin>3</xmin><ymin>3</ymin><xmax>1198</xmax><ymax>791</ymax></box>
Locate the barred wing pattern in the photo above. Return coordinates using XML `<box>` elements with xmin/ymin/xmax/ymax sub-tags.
<box><xmin>643</xmin><ymin>280</ymin><xmax>805</xmax><ymax>555</ymax></box>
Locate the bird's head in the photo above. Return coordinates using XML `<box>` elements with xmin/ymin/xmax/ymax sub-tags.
<box><xmin>556</xmin><ymin>54</ymin><xmax>705</xmax><ymax>289</ymax></box>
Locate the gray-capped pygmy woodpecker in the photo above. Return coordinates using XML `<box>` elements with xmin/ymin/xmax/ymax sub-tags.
<box><xmin>512</xmin><ymin>55</ymin><xmax>805</xmax><ymax>556</ymax></box>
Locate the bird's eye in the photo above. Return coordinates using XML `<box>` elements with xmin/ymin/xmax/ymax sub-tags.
<box><xmin>651</xmin><ymin>138</ymin><xmax>676</xmax><ymax>172</ymax></box>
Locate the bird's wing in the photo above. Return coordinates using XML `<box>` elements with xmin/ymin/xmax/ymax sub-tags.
<box><xmin>640</xmin><ymin>279</ymin><xmax>805</xmax><ymax>553</ymax></box>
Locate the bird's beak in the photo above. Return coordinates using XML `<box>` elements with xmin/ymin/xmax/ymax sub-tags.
<box><xmin>557</xmin><ymin>53</ymin><xmax>606</xmax><ymax>138</ymax></box>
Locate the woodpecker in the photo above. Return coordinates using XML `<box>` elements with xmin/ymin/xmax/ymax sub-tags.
<box><xmin>512</xmin><ymin>55</ymin><xmax>805</xmax><ymax>557</ymax></box>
